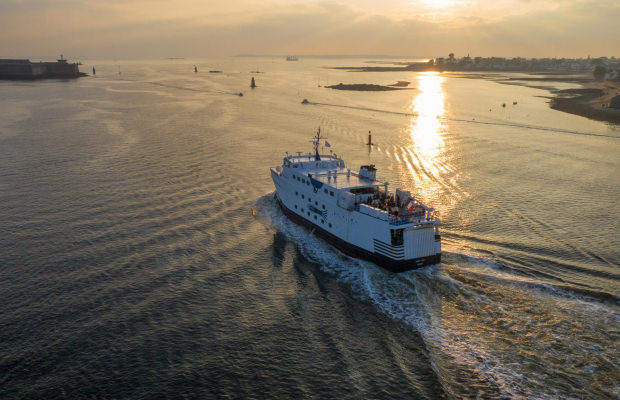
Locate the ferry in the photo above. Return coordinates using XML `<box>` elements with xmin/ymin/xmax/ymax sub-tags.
<box><xmin>270</xmin><ymin>129</ymin><xmax>441</xmax><ymax>272</ymax></box>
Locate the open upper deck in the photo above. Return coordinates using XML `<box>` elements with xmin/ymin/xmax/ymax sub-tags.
<box><xmin>284</xmin><ymin>153</ymin><xmax>344</xmax><ymax>171</ymax></box>
<box><xmin>282</xmin><ymin>153</ymin><xmax>384</xmax><ymax>190</ymax></box>
<box><xmin>309</xmin><ymin>169</ymin><xmax>383</xmax><ymax>190</ymax></box>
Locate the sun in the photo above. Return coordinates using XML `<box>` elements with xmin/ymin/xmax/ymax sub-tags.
<box><xmin>420</xmin><ymin>0</ymin><xmax>452</xmax><ymax>9</ymax></box>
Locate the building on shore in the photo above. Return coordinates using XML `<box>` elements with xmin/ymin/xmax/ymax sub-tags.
<box><xmin>0</xmin><ymin>55</ymin><xmax>84</xmax><ymax>79</ymax></box>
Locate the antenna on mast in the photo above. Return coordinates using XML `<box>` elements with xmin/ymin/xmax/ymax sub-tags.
<box><xmin>313</xmin><ymin>127</ymin><xmax>321</xmax><ymax>161</ymax></box>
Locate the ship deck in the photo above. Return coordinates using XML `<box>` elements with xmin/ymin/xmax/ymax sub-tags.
<box><xmin>308</xmin><ymin>170</ymin><xmax>383</xmax><ymax>189</ymax></box>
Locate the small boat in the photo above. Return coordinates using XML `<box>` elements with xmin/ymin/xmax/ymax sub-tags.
<box><xmin>301</xmin><ymin>99</ymin><xmax>310</xmax><ymax>104</ymax></box>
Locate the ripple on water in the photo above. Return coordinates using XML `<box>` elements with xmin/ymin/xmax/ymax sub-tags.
<box><xmin>252</xmin><ymin>193</ymin><xmax>620</xmax><ymax>399</ymax></box>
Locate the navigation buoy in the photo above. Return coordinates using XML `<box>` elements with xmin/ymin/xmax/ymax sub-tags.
<box><xmin>251</xmin><ymin>77</ymin><xmax>256</xmax><ymax>88</ymax></box>
<box><xmin>367</xmin><ymin>131</ymin><xmax>373</xmax><ymax>146</ymax></box>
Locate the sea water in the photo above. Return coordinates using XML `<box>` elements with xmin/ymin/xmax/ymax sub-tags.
<box><xmin>0</xmin><ymin>58</ymin><xmax>618</xmax><ymax>399</ymax></box>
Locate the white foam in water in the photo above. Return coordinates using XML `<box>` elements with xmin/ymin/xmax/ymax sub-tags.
<box><xmin>252</xmin><ymin>193</ymin><xmax>618</xmax><ymax>399</ymax></box>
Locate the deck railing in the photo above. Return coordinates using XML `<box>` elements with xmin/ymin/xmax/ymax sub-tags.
<box><xmin>356</xmin><ymin>203</ymin><xmax>436</xmax><ymax>226</ymax></box>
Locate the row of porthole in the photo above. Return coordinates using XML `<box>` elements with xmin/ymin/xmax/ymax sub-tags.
<box><xmin>294</xmin><ymin>175</ymin><xmax>335</xmax><ymax>197</ymax></box>
<box><xmin>295</xmin><ymin>175</ymin><xmax>310</xmax><ymax>186</ymax></box>
<box><xmin>295</xmin><ymin>191</ymin><xmax>327</xmax><ymax>209</ymax></box>
<box><xmin>293</xmin><ymin>204</ymin><xmax>332</xmax><ymax>228</ymax></box>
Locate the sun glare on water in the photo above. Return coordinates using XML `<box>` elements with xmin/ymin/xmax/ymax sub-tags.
<box><xmin>409</xmin><ymin>72</ymin><xmax>445</xmax><ymax>162</ymax></box>
<box><xmin>406</xmin><ymin>71</ymin><xmax>446</xmax><ymax>200</ymax></box>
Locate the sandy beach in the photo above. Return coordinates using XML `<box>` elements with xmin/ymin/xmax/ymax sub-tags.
<box><xmin>550</xmin><ymin>80</ymin><xmax>620</xmax><ymax>124</ymax></box>
<box><xmin>584</xmin><ymin>80</ymin><xmax>620</xmax><ymax>108</ymax></box>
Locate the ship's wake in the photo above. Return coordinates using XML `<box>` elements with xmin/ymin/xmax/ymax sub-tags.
<box><xmin>252</xmin><ymin>193</ymin><xmax>619</xmax><ymax>399</ymax></box>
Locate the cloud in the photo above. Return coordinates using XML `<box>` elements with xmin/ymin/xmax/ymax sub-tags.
<box><xmin>0</xmin><ymin>0</ymin><xmax>618</xmax><ymax>58</ymax></box>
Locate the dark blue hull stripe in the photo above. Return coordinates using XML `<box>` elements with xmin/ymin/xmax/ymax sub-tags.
<box><xmin>275</xmin><ymin>194</ymin><xmax>440</xmax><ymax>273</ymax></box>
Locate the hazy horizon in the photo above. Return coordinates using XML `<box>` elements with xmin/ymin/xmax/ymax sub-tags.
<box><xmin>1</xmin><ymin>0</ymin><xmax>619</xmax><ymax>60</ymax></box>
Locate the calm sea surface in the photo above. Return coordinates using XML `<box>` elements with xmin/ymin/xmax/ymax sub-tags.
<box><xmin>1</xmin><ymin>58</ymin><xmax>618</xmax><ymax>399</ymax></box>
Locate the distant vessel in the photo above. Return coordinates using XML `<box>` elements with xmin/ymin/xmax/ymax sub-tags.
<box><xmin>286</xmin><ymin>56</ymin><xmax>299</xmax><ymax>61</ymax></box>
<box><xmin>270</xmin><ymin>129</ymin><xmax>441</xmax><ymax>272</ymax></box>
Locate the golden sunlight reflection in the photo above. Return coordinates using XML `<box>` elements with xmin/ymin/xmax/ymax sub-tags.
<box><xmin>405</xmin><ymin>72</ymin><xmax>446</xmax><ymax>201</ymax></box>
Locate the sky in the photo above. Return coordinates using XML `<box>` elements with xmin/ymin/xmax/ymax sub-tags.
<box><xmin>0</xmin><ymin>0</ymin><xmax>618</xmax><ymax>59</ymax></box>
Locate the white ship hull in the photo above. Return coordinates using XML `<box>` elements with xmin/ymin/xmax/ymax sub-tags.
<box><xmin>270</xmin><ymin>155</ymin><xmax>441</xmax><ymax>272</ymax></box>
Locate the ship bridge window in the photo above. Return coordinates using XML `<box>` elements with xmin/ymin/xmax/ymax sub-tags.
<box><xmin>391</xmin><ymin>229</ymin><xmax>404</xmax><ymax>246</ymax></box>
<box><xmin>324</xmin><ymin>189</ymin><xmax>328</xmax><ymax>194</ymax></box>
<box><xmin>293</xmin><ymin>164</ymin><xmax>298</xmax><ymax>168</ymax></box>
<box><xmin>330</xmin><ymin>191</ymin><xmax>334</xmax><ymax>196</ymax></box>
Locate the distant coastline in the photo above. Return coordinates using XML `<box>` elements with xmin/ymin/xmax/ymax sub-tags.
<box><xmin>331</xmin><ymin>54</ymin><xmax>620</xmax><ymax>124</ymax></box>
<box><xmin>331</xmin><ymin>54</ymin><xmax>620</xmax><ymax>75</ymax></box>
